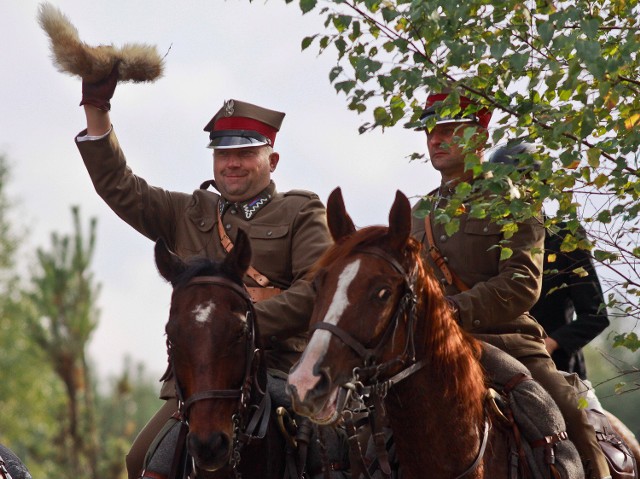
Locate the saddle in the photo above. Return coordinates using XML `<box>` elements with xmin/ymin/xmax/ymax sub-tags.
<box><xmin>585</xmin><ymin>409</ymin><xmax>637</xmax><ymax>479</ymax></box>
<box><xmin>563</xmin><ymin>373</ymin><xmax>638</xmax><ymax>479</ymax></box>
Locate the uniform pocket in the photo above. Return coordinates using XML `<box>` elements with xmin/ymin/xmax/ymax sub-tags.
<box><xmin>460</xmin><ymin>219</ymin><xmax>502</xmax><ymax>276</ymax></box>
<box><xmin>248</xmin><ymin>224</ymin><xmax>290</xmax><ymax>279</ymax></box>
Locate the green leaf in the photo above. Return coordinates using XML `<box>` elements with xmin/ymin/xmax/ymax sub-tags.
<box><xmin>299</xmin><ymin>0</ymin><xmax>317</xmax><ymax>14</ymax></box>
<box><xmin>301</xmin><ymin>35</ymin><xmax>316</xmax><ymax>51</ymax></box>
<box><xmin>596</xmin><ymin>210</ymin><xmax>612</xmax><ymax>223</ymax></box>
<box><xmin>571</xmin><ymin>266</ymin><xmax>589</xmax><ymax>278</ymax></box>
<box><xmin>593</xmin><ymin>174</ymin><xmax>608</xmax><ymax>188</ymax></box>
<box><xmin>490</xmin><ymin>40</ymin><xmax>509</xmax><ymax>60</ymax></box>
<box><xmin>577</xmin><ymin>397</ymin><xmax>589</xmax><ymax>410</ymax></box>
<box><xmin>329</xmin><ymin>66</ymin><xmax>343</xmax><ymax>82</ymax></box>
<box><xmin>334</xmin><ymin>80</ymin><xmax>356</xmax><ymax>94</ymax></box>
<box><xmin>509</xmin><ymin>52</ymin><xmax>530</xmax><ymax>71</ymax></box>
<box><xmin>500</xmin><ymin>247</ymin><xmax>513</xmax><ymax>260</ymax></box>
<box><xmin>538</xmin><ymin>21</ymin><xmax>554</xmax><ymax>45</ymax></box>
<box><xmin>580</xmin><ymin>18</ymin><xmax>600</xmax><ymax>40</ymax></box>
<box><xmin>593</xmin><ymin>249</ymin><xmax>619</xmax><ymax>263</ymax></box>
<box><xmin>580</xmin><ymin>109</ymin><xmax>596</xmax><ymax>139</ymax></box>
<box><xmin>586</xmin><ymin>148</ymin><xmax>600</xmax><ymax>168</ymax></box>
<box><xmin>612</xmin><ymin>332</ymin><xmax>640</xmax><ymax>352</ymax></box>
<box><xmin>444</xmin><ymin>219</ymin><xmax>460</xmax><ymax>236</ymax></box>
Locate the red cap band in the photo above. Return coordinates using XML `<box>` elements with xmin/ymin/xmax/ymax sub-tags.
<box><xmin>214</xmin><ymin>117</ymin><xmax>278</xmax><ymax>146</ymax></box>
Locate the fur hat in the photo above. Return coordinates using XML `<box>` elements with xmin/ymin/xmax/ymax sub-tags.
<box><xmin>38</xmin><ymin>2</ymin><xmax>164</xmax><ymax>83</ymax></box>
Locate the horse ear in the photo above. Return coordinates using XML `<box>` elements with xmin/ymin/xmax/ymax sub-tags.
<box><xmin>226</xmin><ymin>228</ymin><xmax>252</xmax><ymax>277</ymax></box>
<box><xmin>387</xmin><ymin>190</ymin><xmax>412</xmax><ymax>249</ymax></box>
<box><xmin>155</xmin><ymin>239</ymin><xmax>186</xmax><ymax>283</ymax></box>
<box><xmin>327</xmin><ymin>187</ymin><xmax>356</xmax><ymax>242</ymax></box>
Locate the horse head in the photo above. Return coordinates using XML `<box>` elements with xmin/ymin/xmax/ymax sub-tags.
<box><xmin>287</xmin><ymin>187</ymin><xmax>420</xmax><ymax>424</ymax></box>
<box><xmin>155</xmin><ymin>230</ymin><xmax>262</xmax><ymax>473</ymax></box>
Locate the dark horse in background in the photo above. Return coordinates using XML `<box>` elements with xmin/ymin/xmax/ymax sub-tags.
<box><xmin>0</xmin><ymin>444</ymin><xmax>32</xmax><ymax>479</ymax></box>
<box><xmin>154</xmin><ymin>232</ymin><xmax>286</xmax><ymax>478</ymax></box>
<box><xmin>287</xmin><ymin>188</ymin><xmax>585</xmax><ymax>479</ymax></box>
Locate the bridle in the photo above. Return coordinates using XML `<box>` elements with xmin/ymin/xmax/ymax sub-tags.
<box><xmin>311</xmin><ymin>247</ymin><xmax>422</xmax><ymax>388</ymax></box>
<box><xmin>167</xmin><ymin>275</ymin><xmax>271</xmax><ymax>476</ymax></box>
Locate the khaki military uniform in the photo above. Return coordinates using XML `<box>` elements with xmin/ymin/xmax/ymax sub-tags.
<box><xmin>411</xmin><ymin>185</ymin><xmax>609</xmax><ymax>479</ymax></box>
<box><xmin>76</xmin><ymin>128</ymin><xmax>332</xmax><ymax>478</ymax></box>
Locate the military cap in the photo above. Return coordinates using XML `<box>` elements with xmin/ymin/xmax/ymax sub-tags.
<box><xmin>203</xmin><ymin>99</ymin><xmax>285</xmax><ymax>149</ymax></box>
<box><xmin>417</xmin><ymin>89</ymin><xmax>492</xmax><ymax>130</ymax></box>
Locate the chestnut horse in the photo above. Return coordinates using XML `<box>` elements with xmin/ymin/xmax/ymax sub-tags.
<box><xmin>155</xmin><ymin>232</ymin><xmax>286</xmax><ymax>478</ymax></box>
<box><xmin>287</xmin><ymin>188</ymin><xmax>591</xmax><ymax>479</ymax></box>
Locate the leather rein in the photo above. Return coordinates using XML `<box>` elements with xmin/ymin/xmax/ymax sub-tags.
<box><xmin>167</xmin><ymin>275</ymin><xmax>272</xmax><ymax>474</ymax></box>
<box><xmin>311</xmin><ymin>247</ymin><xmax>489</xmax><ymax>479</ymax></box>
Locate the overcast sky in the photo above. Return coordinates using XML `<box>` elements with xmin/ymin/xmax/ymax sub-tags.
<box><xmin>1</xmin><ymin>0</ymin><xmax>436</xmax><ymax>381</ymax></box>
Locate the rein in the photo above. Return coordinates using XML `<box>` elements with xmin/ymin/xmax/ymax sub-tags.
<box><xmin>168</xmin><ymin>275</ymin><xmax>271</xmax><ymax>476</ymax></box>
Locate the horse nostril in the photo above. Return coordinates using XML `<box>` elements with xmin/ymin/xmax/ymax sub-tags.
<box><xmin>315</xmin><ymin>368</ymin><xmax>332</xmax><ymax>395</ymax></box>
<box><xmin>188</xmin><ymin>431</ymin><xmax>231</xmax><ymax>468</ymax></box>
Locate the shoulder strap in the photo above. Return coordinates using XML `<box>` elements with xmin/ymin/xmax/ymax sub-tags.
<box><xmin>424</xmin><ymin>215</ymin><xmax>470</xmax><ymax>292</ymax></box>
<box><xmin>217</xmin><ymin>208</ymin><xmax>271</xmax><ymax>287</ymax></box>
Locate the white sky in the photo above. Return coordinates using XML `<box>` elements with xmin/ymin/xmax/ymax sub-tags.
<box><xmin>1</xmin><ymin>0</ymin><xmax>435</xmax><ymax>381</ymax></box>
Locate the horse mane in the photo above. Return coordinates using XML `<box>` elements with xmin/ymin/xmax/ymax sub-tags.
<box><xmin>409</xmin><ymin>242</ymin><xmax>486</xmax><ymax>420</ymax></box>
<box><xmin>170</xmin><ymin>256</ymin><xmax>244</xmax><ymax>290</ymax></box>
<box><xmin>311</xmin><ymin>225</ymin><xmax>486</xmax><ymax>419</ymax></box>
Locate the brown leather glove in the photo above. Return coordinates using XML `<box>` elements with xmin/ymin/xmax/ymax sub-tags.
<box><xmin>79</xmin><ymin>64</ymin><xmax>119</xmax><ymax>111</ymax></box>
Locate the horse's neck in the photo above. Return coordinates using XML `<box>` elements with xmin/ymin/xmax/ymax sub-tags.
<box><xmin>383</xmin><ymin>343</ymin><xmax>486</xmax><ymax>478</ymax></box>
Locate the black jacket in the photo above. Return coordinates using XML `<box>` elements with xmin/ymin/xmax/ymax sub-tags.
<box><xmin>530</xmin><ymin>225</ymin><xmax>609</xmax><ymax>379</ymax></box>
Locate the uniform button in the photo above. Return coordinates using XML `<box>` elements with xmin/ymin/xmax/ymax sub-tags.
<box><xmin>440</xmin><ymin>277</ymin><xmax>447</xmax><ymax>284</ymax></box>
<box><xmin>200</xmin><ymin>221</ymin><xmax>205</xmax><ymax>227</ymax></box>
<box><xmin>440</xmin><ymin>235</ymin><xmax>447</xmax><ymax>242</ymax></box>
<box><xmin>483</xmin><ymin>227</ymin><xmax>489</xmax><ymax>233</ymax></box>
<box><xmin>472</xmin><ymin>320</ymin><xmax>481</xmax><ymax>327</ymax></box>
<box><xmin>230</xmin><ymin>208</ymin><xmax>237</xmax><ymax>215</ymax></box>
<box><xmin>266</xmin><ymin>230</ymin><xmax>273</xmax><ymax>236</ymax></box>
<box><xmin>225</xmin><ymin>224</ymin><xmax>232</xmax><ymax>231</ymax></box>
<box><xmin>443</xmin><ymin>257</ymin><xmax>448</xmax><ymax>263</ymax></box>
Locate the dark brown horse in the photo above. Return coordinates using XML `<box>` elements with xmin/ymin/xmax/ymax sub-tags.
<box><xmin>155</xmin><ymin>232</ymin><xmax>286</xmax><ymax>478</ymax></box>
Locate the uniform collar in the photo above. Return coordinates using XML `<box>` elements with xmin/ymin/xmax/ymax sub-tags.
<box><xmin>218</xmin><ymin>181</ymin><xmax>276</xmax><ymax>220</ymax></box>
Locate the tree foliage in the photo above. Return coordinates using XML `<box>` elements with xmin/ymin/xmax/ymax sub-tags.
<box><xmin>0</xmin><ymin>157</ymin><xmax>164</xmax><ymax>478</ymax></box>
<box><xmin>282</xmin><ymin>0</ymin><xmax>640</xmax><ymax>336</ymax></box>
<box><xmin>0</xmin><ymin>154</ymin><xmax>66</xmax><ymax>476</ymax></box>
<box><xmin>21</xmin><ymin>206</ymin><xmax>101</xmax><ymax>477</ymax></box>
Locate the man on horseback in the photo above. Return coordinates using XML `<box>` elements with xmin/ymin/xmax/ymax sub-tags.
<box><xmin>73</xmin><ymin>68</ymin><xmax>347</xmax><ymax>478</ymax></box>
<box><xmin>409</xmin><ymin>82</ymin><xmax>611</xmax><ymax>479</ymax></box>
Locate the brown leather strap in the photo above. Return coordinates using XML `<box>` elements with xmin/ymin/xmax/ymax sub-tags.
<box><xmin>217</xmin><ymin>207</ymin><xmax>282</xmax><ymax>296</ymax></box>
<box><xmin>424</xmin><ymin>215</ymin><xmax>470</xmax><ymax>291</ymax></box>
<box><xmin>246</xmin><ymin>286</ymin><xmax>282</xmax><ymax>302</ymax></box>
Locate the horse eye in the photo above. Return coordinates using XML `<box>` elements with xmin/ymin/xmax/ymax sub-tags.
<box><xmin>377</xmin><ymin>288</ymin><xmax>392</xmax><ymax>301</ymax></box>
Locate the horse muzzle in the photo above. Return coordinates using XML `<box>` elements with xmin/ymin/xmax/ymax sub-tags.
<box><xmin>187</xmin><ymin>430</ymin><xmax>232</xmax><ymax>472</ymax></box>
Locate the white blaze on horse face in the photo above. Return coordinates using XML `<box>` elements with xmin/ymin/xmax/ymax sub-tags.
<box><xmin>289</xmin><ymin>259</ymin><xmax>361</xmax><ymax>400</ymax></box>
<box><xmin>192</xmin><ymin>301</ymin><xmax>215</xmax><ymax>325</ymax></box>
